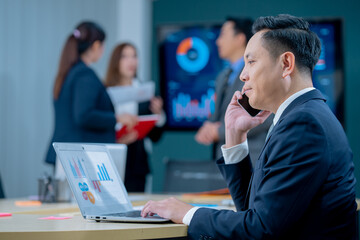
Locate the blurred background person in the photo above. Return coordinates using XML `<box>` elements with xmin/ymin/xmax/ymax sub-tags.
<box><xmin>45</xmin><ymin>22</ymin><xmax>137</xmax><ymax>169</ymax></box>
<box><xmin>195</xmin><ymin>17</ymin><xmax>273</xmax><ymax>164</ymax></box>
<box><xmin>104</xmin><ymin>43</ymin><xmax>166</xmax><ymax>192</ymax></box>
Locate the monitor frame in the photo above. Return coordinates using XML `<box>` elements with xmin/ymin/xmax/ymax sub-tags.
<box><xmin>308</xmin><ymin>18</ymin><xmax>345</xmax><ymax>127</ymax></box>
<box><xmin>157</xmin><ymin>21</ymin><xmax>223</xmax><ymax>131</ymax></box>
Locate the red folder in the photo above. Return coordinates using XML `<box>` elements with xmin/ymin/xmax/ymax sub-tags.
<box><xmin>116</xmin><ymin>114</ymin><xmax>159</xmax><ymax>140</ymax></box>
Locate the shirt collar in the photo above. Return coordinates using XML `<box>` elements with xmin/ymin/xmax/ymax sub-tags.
<box><xmin>230</xmin><ymin>57</ymin><xmax>245</xmax><ymax>73</ymax></box>
<box><xmin>273</xmin><ymin>87</ymin><xmax>315</xmax><ymax>125</ymax></box>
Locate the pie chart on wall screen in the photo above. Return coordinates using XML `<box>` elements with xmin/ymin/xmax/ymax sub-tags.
<box><xmin>176</xmin><ymin>37</ymin><xmax>210</xmax><ymax>73</ymax></box>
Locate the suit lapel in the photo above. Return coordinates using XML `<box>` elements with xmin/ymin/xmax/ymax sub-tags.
<box><xmin>244</xmin><ymin>89</ymin><xmax>326</xmax><ymax>207</ymax></box>
<box><xmin>278</xmin><ymin>89</ymin><xmax>325</xmax><ymax>123</ymax></box>
<box><xmin>213</xmin><ymin>69</ymin><xmax>231</xmax><ymax>120</ymax></box>
<box><xmin>257</xmin><ymin>89</ymin><xmax>326</xmax><ymax>159</ymax></box>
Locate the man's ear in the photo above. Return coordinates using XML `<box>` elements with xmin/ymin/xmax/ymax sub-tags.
<box><xmin>235</xmin><ymin>33</ymin><xmax>246</xmax><ymax>47</ymax></box>
<box><xmin>280</xmin><ymin>51</ymin><xmax>295</xmax><ymax>78</ymax></box>
<box><xmin>91</xmin><ymin>40</ymin><xmax>102</xmax><ymax>51</ymax></box>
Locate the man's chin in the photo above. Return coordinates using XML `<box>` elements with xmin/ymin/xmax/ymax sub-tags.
<box><xmin>249</xmin><ymin>98</ymin><xmax>259</xmax><ymax>110</ymax></box>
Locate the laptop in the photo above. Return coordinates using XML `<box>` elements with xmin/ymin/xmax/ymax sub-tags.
<box><xmin>53</xmin><ymin>142</ymin><xmax>168</xmax><ymax>223</ymax></box>
<box><xmin>104</xmin><ymin>144</ymin><xmax>127</xmax><ymax>182</ymax></box>
<box><xmin>54</xmin><ymin>144</ymin><xmax>127</xmax><ymax>182</ymax></box>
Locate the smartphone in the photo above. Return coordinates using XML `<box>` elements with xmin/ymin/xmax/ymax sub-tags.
<box><xmin>237</xmin><ymin>93</ymin><xmax>262</xmax><ymax>117</ymax></box>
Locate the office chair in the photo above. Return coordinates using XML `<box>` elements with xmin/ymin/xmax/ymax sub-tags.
<box><xmin>162</xmin><ymin>158</ymin><xmax>227</xmax><ymax>193</ymax></box>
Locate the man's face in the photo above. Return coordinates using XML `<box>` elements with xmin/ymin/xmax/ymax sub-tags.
<box><xmin>239</xmin><ymin>30</ymin><xmax>284</xmax><ymax>112</ymax></box>
<box><xmin>216</xmin><ymin>21</ymin><xmax>240</xmax><ymax>60</ymax></box>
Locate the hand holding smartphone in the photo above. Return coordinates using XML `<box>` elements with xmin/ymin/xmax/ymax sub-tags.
<box><xmin>237</xmin><ymin>93</ymin><xmax>262</xmax><ymax>117</ymax></box>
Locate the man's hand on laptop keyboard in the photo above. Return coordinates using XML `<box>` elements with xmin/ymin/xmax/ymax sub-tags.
<box><xmin>141</xmin><ymin>197</ymin><xmax>193</xmax><ymax>224</ymax></box>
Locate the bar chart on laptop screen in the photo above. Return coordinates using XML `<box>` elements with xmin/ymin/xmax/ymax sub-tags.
<box><xmin>97</xmin><ymin>163</ymin><xmax>111</xmax><ymax>181</ymax></box>
<box><xmin>69</xmin><ymin>158</ymin><xmax>87</xmax><ymax>178</ymax></box>
<box><xmin>84</xmin><ymin>151</ymin><xmax>128</xmax><ymax>205</ymax></box>
<box><xmin>59</xmin><ymin>150</ymin><xmax>97</xmax><ymax>207</ymax></box>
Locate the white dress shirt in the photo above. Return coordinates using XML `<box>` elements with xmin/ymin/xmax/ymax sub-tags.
<box><xmin>182</xmin><ymin>87</ymin><xmax>315</xmax><ymax>225</ymax></box>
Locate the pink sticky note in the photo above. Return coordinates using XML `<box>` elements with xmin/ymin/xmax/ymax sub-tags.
<box><xmin>38</xmin><ymin>216</ymin><xmax>72</xmax><ymax>220</ymax></box>
<box><xmin>0</xmin><ymin>213</ymin><xmax>12</xmax><ymax>217</ymax></box>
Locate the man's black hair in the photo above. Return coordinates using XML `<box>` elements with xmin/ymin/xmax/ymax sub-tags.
<box><xmin>252</xmin><ymin>14</ymin><xmax>321</xmax><ymax>74</ymax></box>
<box><xmin>226</xmin><ymin>17</ymin><xmax>253</xmax><ymax>43</ymax></box>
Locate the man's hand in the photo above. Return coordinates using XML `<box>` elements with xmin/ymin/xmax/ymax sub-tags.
<box><xmin>141</xmin><ymin>197</ymin><xmax>193</xmax><ymax>224</ymax></box>
<box><xmin>195</xmin><ymin>121</ymin><xmax>221</xmax><ymax>145</ymax></box>
<box><xmin>225</xmin><ymin>91</ymin><xmax>271</xmax><ymax>148</ymax></box>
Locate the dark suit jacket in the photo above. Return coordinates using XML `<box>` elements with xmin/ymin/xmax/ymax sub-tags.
<box><xmin>45</xmin><ymin>61</ymin><xmax>116</xmax><ymax>165</ymax></box>
<box><xmin>210</xmin><ymin>67</ymin><xmax>273</xmax><ymax>162</ymax></box>
<box><xmin>188</xmin><ymin>89</ymin><xmax>357</xmax><ymax>239</ymax></box>
<box><xmin>123</xmin><ymin>101</ymin><xmax>164</xmax><ymax>192</ymax></box>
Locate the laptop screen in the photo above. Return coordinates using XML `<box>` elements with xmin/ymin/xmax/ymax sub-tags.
<box><xmin>54</xmin><ymin>143</ymin><xmax>132</xmax><ymax>216</ymax></box>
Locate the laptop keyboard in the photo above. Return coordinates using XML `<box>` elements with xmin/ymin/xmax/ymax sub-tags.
<box><xmin>106</xmin><ymin>210</ymin><xmax>142</xmax><ymax>218</ymax></box>
<box><xmin>105</xmin><ymin>210</ymin><xmax>165</xmax><ymax>219</ymax></box>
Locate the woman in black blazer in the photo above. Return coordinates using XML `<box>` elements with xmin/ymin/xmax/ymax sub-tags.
<box><xmin>104</xmin><ymin>43</ymin><xmax>165</xmax><ymax>192</ymax></box>
<box><xmin>45</xmin><ymin>22</ymin><xmax>136</xmax><ymax>166</ymax></box>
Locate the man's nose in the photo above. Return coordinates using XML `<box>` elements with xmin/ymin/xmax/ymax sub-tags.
<box><xmin>239</xmin><ymin>69</ymin><xmax>248</xmax><ymax>82</ymax></box>
<box><xmin>216</xmin><ymin>38</ymin><xmax>222</xmax><ymax>48</ymax></box>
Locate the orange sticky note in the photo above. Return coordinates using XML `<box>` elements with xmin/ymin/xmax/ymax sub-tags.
<box><xmin>0</xmin><ymin>213</ymin><xmax>12</xmax><ymax>217</ymax></box>
<box><xmin>15</xmin><ymin>201</ymin><xmax>42</xmax><ymax>206</ymax></box>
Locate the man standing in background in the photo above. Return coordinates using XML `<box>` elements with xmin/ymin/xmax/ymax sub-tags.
<box><xmin>195</xmin><ymin>17</ymin><xmax>272</xmax><ymax>163</ymax></box>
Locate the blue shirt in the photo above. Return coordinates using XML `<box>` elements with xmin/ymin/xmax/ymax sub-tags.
<box><xmin>228</xmin><ymin>57</ymin><xmax>245</xmax><ymax>86</ymax></box>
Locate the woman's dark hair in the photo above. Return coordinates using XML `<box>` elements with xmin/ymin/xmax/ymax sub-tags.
<box><xmin>104</xmin><ymin>43</ymin><xmax>137</xmax><ymax>87</ymax></box>
<box><xmin>53</xmin><ymin>21</ymin><xmax>106</xmax><ymax>99</ymax></box>
<box><xmin>252</xmin><ymin>14</ymin><xmax>321</xmax><ymax>74</ymax></box>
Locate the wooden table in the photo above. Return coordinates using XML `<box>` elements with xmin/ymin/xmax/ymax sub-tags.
<box><xmin>0</xmin><ymin>194</ymin><xmax>188</xmax><ymax>240</ymax></box>
<box><xmin>0</xmin><ymin>213</ymin><xmax>187</xmax><ymax>240</ymax></box>
<box><xmin>1</xmin><ymin>195</ymin><xmax>358</xmax><ymax>239</ymax></box>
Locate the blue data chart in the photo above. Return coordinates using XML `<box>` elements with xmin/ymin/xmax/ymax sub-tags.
<box><xmin>158</xmin><ymin>20</ymin><xmax>344</xmax><ymax>129</ymax></box>
<box><xmin>69</xmin><ymin>158</ymin><xmax>86</xmax><ymax>178</ymax></box>
<box><xmin>97</xmin><ymin>163</ymin><xmax>112</xmax><ymax>181</ymax></box>
<box><xmin>176</xmin><ymin>37</ymin><xmax>210</xmax><ymax>73</ymax></box>
<box><xmin>172</xmin><ymin>88</ymin><xmax>215</xmax><ymax>121</ymax></box>
<box><xmin>159</xmin><ymin>25</ymin><xmax>225</xmax><ymax>129</ymax></box>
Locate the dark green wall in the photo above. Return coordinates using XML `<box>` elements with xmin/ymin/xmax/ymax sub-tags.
<box><xmin>150</xmin><ymin>0</ymin><xmax>360</xmax><ymax>193</ymax></box>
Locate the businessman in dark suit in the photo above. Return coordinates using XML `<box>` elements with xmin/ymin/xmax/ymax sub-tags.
<box><xmin>195</xmin><ymin>17</ymin><xmax>272</xmax><ymax>163</ymax></box>
<box><xmin>142</xmin><ymin>14</ymin><xmax>357</xmax><ymax>239</ymax></box>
